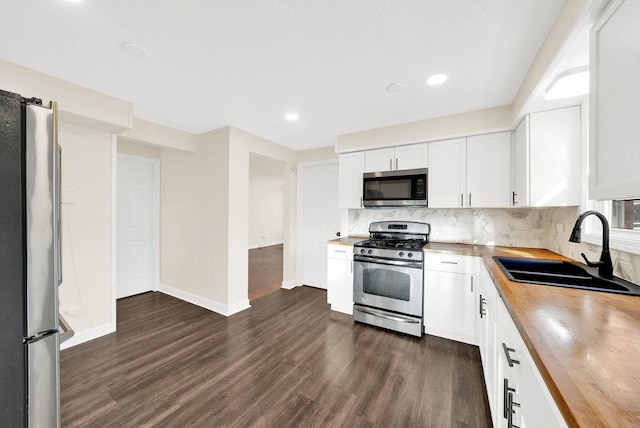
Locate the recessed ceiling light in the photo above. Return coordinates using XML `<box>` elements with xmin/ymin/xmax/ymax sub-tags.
<box><xmin>385</xmin><ymin>83</ymin><xmax>404</xmax><ymax>93</ymax></box>
<box><xmin>121</xmin><ymin>43</ymin><xmax>150</xmax><ymax>58</ymax></box>
<box><xmin>284</xmin><ymin>113</ymin><xmax>299</xmax><ymax>121</ymax></box>
<box><xmin>545</xmin><ymin>66</ymin><xmax>589</xmax><ymax>100</ymax></box>
<box><xmin>66</xmin><ymin>0</ymin><xmax>83</xmax><ymax>2</ymax></box>
<box><xmin>426</xmin><ymin>74</ymin><xmax>448</xmax><ymax>86</ymax></box>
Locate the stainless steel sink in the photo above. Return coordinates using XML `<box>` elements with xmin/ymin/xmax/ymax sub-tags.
<box><xmin>493</xmin><ymin>256</ymin><xmax>640</xmax><ymax>296</ymax></box>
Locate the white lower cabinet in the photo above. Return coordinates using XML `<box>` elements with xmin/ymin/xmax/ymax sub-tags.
<box><xmin>326</xmin><ymin>244</ymin><xmax>353</xmax><ymax>314</ymax></box>
<box><xmin>495</xmin><ymin>293</ymin><xmax>566</xmax><ymax>428</ymax></box>
<box><xmin>478</xmin><ymin>265</ymin><xmax>498</xmax><ymax>427</ymax></box>
<box><xmin>424</xmin><ymin>254</ymin><xmax>478</xmax><ymax>345</ymax></box>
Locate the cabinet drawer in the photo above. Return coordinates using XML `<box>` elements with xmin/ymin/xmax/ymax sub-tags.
<box><xmin>327</xmin><ymin>244</ymin><xmax>353</xmax><ymax>261</ymax></box>
<box><xmin>424</xmin><ymin>253</ymin><xmax>479</xmax><ymax>274</ymax></box>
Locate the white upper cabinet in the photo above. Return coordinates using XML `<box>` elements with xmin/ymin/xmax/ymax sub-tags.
<box><xmin>590</xmin><ymin>0</ymin><xmax>640</xmax><ymax>200</ymax></box>
<box><xmin>429</xmin><ymin>133</ymin><xmax>510</xmax><ymax>208</ymax></box>
<box><xmin>428</xmin><ymin>138</ymin><xmax>467</xmax><ymax>208</ymax></box>
<box><xmin>338</xmin><ymin>152</ymin><xmax>364</xmax><ymax>209</ymax></box>
<box><xmin>511</xmin><ymin>106</ymin><xmax>582</xmax><ymax>207</ymax></box>
<box><xmin>467</xmin><ymin>132</ymin><xmax>511</xmax><ymax>208</ymax></box>
<box><xmin>364</xmin><ymin>144</ymin><xmax>427</xmax><ymax>172</ymax></box>
<box><xmin>511</xmin><ymin>117</ymin><xmax>529</xmax><ymax>207</ymax></box>
<box><xmin>529</xmin><ymin>106</ymin><xmax>582</xmax><ymax>207</ymax></box>
<box><xmin>394</xmin><ymin>144</ymin><xmax>429</xmax><ymax>171</ymax></box>
<box><xmin>364</xmin><ymin>147</ymin><xmax>395</xmax><ymax>172</ymax></box>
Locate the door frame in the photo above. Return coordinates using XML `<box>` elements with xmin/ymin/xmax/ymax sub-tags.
<box><xmin>295</xmin><ymin>159</ymin><xmax>339</xmax><ymax>289</ymax></box>
<box><xmin>115</xmin><ymin>153</ymin><xmax>161</xmax><ymax>299</ymax></box>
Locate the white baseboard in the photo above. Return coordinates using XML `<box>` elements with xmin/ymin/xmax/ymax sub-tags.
<box><xmin>248</xmin><ymin>240</ymin><xmax>284</xmax><ymax>250</ymax></box>
<box><xmin>423</xmin><ymin>326</ymin><xmax>478</xmax><ymax>346</ymax></box>
<box><xmin>331</xmin><ymin>303</ymin><xmax>353</xmax><ymax>315</ymax></box>
<box><xmin>159</xmin><ymin>283</ymin><xmax>251</xmax><ymax>317</ymax></box>
<box><xmin>227</xmin><ymin>299</ymin><xmax>251</xmax><ymax>316</ymax></box>
<box><xmin>60</xmin><ymin>322</ymin><xmax>115</xmax><ymax>351</ymax></box>
<box><xmin>281</xmin><ymin>279</ymin><xmax>299</xmax><ymax>290</ymax></box>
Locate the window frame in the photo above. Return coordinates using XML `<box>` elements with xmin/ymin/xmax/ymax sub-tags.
<box><xmin>583</xmin><ymin>199</ymin><xmax>640</xmax><ymax>256</ymax></box>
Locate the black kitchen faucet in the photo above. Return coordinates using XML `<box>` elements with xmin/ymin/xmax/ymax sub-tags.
<box><xmin>569</xmin><ymin>210</ymin><xmax>613</xmax><ymax>278</ymax></box>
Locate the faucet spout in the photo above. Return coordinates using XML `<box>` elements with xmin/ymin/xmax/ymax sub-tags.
<box><xmin>568</xmin><ymin>210</ymin><xmax>613</xmax><ymax>278</ymax></box>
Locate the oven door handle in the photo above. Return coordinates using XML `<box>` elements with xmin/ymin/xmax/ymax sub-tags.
<box><xmin>354</xmin><ymin>255</ymin><xmax>423</xmax><ymax>269</ymax></box>
<box><xmin>354</xmin><ymin>306</ymin><xmax>420</xmax><ymax>324</ymax></box>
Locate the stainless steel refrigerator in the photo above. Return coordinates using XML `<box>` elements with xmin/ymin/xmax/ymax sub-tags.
<box><xmin>0</xmin><ymin>89</ymin><xmax>64</xmax><ymax>427</ymax></box>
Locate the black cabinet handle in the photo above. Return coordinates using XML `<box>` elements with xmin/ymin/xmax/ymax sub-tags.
<box><xmin>479</xmin><ymin>294</ymin><xmax>486</xmax><ymax>318</ymax></box>
<box><xmin>512</xmin><ymin>191</ymin><xmax>518</xmax><ymax>206</ymax></box>
<box><xmin>502</xmin><ymin>343</ymin><xmax>520</xmax><ymax>367</ymax></box>
<box><xmin>503</xmin><ymin>378</ymin><xmax>515</xmax><ymax>419</ymax></box>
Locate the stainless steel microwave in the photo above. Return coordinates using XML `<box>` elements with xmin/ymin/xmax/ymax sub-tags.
<box><xmin>363</xmin><ymin>168</ymin><xmax>428</xmax><ymax>207</ymax></box>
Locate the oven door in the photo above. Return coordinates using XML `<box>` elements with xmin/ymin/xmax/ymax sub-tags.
<box><xmin>353</xmin><ymin>256</ymin><xmax>423</xmax><ymax>317</ymax></box>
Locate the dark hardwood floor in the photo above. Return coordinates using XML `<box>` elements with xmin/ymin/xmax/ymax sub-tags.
<box><xmin>61</xmin><ymin>287</ymin><xmax>492</xmax><ymax>427</ymax></box>
<box><xmin>248</xmin><ymin>244</ymin><xmax>283</xmax><ymax>302</ymax></box>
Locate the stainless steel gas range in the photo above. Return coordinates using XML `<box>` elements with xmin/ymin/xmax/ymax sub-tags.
<box><xmin>353</xmin><ymin>221</ymin><xmax>430</xmax><ymax>337</ymax></box>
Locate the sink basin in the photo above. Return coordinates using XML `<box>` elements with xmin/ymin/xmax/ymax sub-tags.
<box><xmin>493</xmin><ymin>256</ymin><xmax>640</xmax><ymax>296</ymax></box>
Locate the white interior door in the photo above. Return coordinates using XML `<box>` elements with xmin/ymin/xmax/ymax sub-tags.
<box><xmin>299</xmin><ymin>162</ymin><xmax>340</xmax><ymax>289</ymax></box>
<box><xmin>117</xmin><ymin>155</ymin><xmax>159</xmax><ymax>299</ymax></box>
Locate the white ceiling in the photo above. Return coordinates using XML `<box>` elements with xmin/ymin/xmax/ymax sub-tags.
<box><xmin>0</xmin><ymin>0</ymin><xmax>564</xmax><ymax>150</ymax></box>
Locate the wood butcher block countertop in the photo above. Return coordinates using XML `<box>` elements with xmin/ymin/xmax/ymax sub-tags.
<box><xmin>327</xmin><ymin>236</ymin><xmax>368</xmax><ymax>246</ymax></box>
<box><xmin>328</xmin><ymin>238</ymin><xmax>640</xmax><ymax>427</ymax></box>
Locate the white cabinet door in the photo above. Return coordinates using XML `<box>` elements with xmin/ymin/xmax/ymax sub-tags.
<box><xmin>364</xmin><ymin>144</ymin><xmax>428</xmax><ymax>172</ymax></box>
<box><xmin>424</xmin><ymin>269</ymin><xmax>476</xmax><ymax>344</ymax></box>
<box><xmin>364</xmin><ymin>147</ymin><xmax>394</xmax><ymax>172</ymax></box>
<box><xmin>529</xmin><ymin>106</ymin><xmax>581</xmax><ymax>207</ymax></box>
<box><xmin>394</xmin><ymin>143</ymin><xmax>428</xmax><ymax>171</ymax></box>
<box><xmin>467</xmin><ymin>132</ymin><xmax>511</xmax><ymax>208</ymax></box>
<box><xmin>478</xmin><ymin>265</ymin><xmax>498</xmax><ymax>426</ymax></box>
<box><xmin>338</xmin><ymin>152</ymin><xmax>364</xmax><ymax>209</ymax></box>
<box><xmin>511</xmin><ymin>117</ymin><xmax>529</xmax><ymax>207</ymax></box>
<box><xmin>496</xmin><ymin>298</ymin><xmax>525</xmax><ymax>428</ymax></box>
<box><xmin>327</xmin><ymin>245</ymin><xmax>353</xmax><ymax>315</ymax></box>
<box><xmin>428</xmin><ymin>138</ymin><xmax>467</xmax><ymax>208</ymax></box>
<box><xmin>496</xmin><ymin>297</ymin><xmax>567</xmax><ymax>428</ymax></box>
<box><xmin>591</xmin><ymin>0</ymin><xmax>640</xmax><ymax>200</ymax></box>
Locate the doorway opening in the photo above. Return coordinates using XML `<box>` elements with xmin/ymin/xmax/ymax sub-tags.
<box><xmin>248</xmin><ymin>153</ymin><xmax>286</xmax><ymax>302</ymax></box>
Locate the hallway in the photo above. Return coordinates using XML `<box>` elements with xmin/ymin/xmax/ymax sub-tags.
<box><xmin>248</xmin><ymin>244</ymin><xmax>283</xmax><ymax>302</ymax></box>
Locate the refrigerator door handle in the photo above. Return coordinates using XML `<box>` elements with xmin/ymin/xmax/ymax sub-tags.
<box><xmin>55</xmin><ymin>146</ymin><xmax>62</xmax><ymax>286</ymax></box>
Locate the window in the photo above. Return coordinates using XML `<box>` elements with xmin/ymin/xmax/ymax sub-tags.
<box><xmin>584</xmin><ymin>199</ymin><xmax>640</xmax><ymax>255</ymax></box>
<box><xmin>611</xmin><ymin>199</ymin><xmax>640</xmax><ymax>231</ymax></box>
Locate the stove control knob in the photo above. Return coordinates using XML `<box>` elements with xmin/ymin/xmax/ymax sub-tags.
<box><xmin>367</xmin><ymin>249</ymin><xmax>373</xmax><ymax>255</ymax></box>
<box><xmin>360</xmin><ymin>249</ymin><xmax>365</xmax><ymax>254</ymax></box>
<box><xmin>408</xmin><ymin>252</ymin><xmax>413</xmax><ymax>258</ymax></box>
<box><xmin>399</xmin><ymin>252</ymin><xmax>405</xmax><ymax>257</ymax></box>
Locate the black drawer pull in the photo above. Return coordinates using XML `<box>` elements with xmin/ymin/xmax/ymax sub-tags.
<box><xmin>502</xmin><ymin>343</ymin><xmax>520</xmax><ymax>367</ymax></box>
<box><xmin>503</xmin><ymin>378</ymin><xmax>515</xmax><ymax>419</ymax></box>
